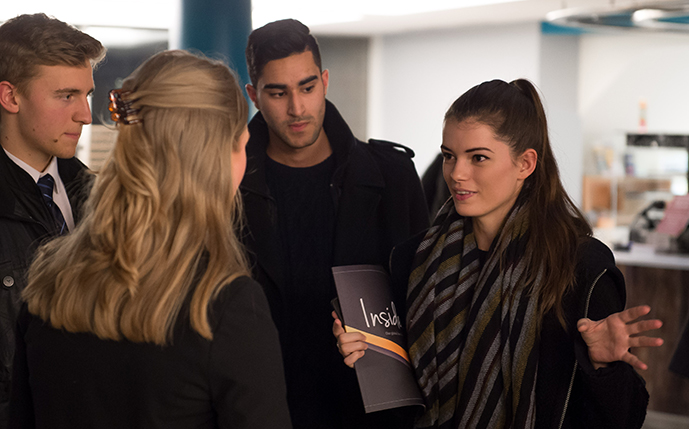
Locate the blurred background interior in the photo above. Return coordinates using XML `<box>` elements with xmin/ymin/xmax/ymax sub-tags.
<box><xmin>3</xmin><ymin>1</ymin><xmax>689</xmax><ymax>428</ymax></box>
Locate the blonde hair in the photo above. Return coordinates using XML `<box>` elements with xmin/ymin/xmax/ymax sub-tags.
<box><xmin>23</xmin><ymin>50</ymin><xmax>250</xmax><ymax>345</ymax></box>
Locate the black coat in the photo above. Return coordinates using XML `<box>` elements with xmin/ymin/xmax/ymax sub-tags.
<box><xmin>0</xmin><ymin>149</ymin><xmax>91</xmax><ymax>425</ymax></box>
<box><xmin>240</xmin><ymin>100</ymin><xmax>429</xmax><ymax>429</ymax></box>
<box><xmin>670</xmin><ymin>317</ymin><xmax>689</xmax><ymax>378</ymax></box>
<box><xmin>9</xmin><ymin>276</ymin><xmax>292</xmax><ymax>429</ymax></box>
<box><xmin>389</xmin><ymin>234</ymin><xmax>649</xmax><ymax>429</ymax></box>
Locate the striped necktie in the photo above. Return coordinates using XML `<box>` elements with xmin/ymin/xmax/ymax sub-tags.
<box><xmin>37</xmin><ymin>174</ymin><xmax>68</xmax><ymax>235</ymax></box>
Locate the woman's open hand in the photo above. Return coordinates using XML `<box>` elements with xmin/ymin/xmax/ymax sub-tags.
<box><xmin>332</xmin><ymin>311</ymin><xmax>368</xmax><ymax>368</ymax></box>
<box><xmin>577</xmin><ymin>305</ymin><xmax>663</xmax><ymax>370</ymax></box>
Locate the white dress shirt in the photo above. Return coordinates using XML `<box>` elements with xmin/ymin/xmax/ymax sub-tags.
<box><xmin>3</xmin><ymin>149</ymin><xmax>76</xmax><ymax>231</ymax></box>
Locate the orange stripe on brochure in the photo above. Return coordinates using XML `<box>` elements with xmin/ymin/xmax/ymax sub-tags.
<box><xmin>344</xmin><ymin>325</ymin><xmax>410</xmax><ymax>363</ymax></box>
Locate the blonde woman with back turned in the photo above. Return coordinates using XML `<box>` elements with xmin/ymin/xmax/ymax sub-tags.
<box><xmin>9</xmin><ymin>50</ymin><xmax>292</xmax><ymax>429</ymax></box>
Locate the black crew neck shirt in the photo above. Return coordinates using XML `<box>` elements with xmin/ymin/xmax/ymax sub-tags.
<box><xmin>264</xmin><ymin>154</ymin><xmax>338</xmax><ymax>421</ymax></box>
<box><xmin>265</xmin><ymin>154</ymin><xmax>337</xmax><ymax>298</ymax></box>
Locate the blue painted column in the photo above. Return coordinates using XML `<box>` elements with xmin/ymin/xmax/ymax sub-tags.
<box><xmin>180</xmin><ymin>0</ymin><xmax>252</xmax><ymax>90</ymax></box>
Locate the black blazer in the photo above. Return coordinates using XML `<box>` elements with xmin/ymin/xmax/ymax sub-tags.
<box><xmin>9</xmin><ymin>276</ymin><xmax>292</xmax><ymax>429</ymax></box>
<box><xmin>0</xmin><ymin>150</ymin><xmax>91</xmax><ymax>426</ymax></box>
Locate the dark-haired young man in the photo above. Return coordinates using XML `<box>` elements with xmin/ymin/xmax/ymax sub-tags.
<box><xmin>0</xmin><ymin>13</ymin><xmax>105</xmax><ymax>424</ymax></box>
<box><xmin>242</xmin><ymin>18</ymin><xmax>429</xmax><ymax>429</ymax></box>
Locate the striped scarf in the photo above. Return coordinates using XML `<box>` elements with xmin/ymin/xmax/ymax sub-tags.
<box><xmin>407</xmin><ymin>200</ymin><xmax>541</xmax><ymax>429</ymax></box>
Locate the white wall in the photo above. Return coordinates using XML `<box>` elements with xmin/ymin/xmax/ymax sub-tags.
<box><xmin>361</xmin><ymin>23</ymin><xmax>689</xmax><ymax>209</ymax></box>
<box><xmin>370</xmin><ymin>23</ymin><xmax>542</xmax><ymax>176</ymax></box>
<box><xmin>319</xmin><ymin>37</ymin><xmax>369</xmax><ymax>140</ymax></box>
<box><xmin>579</xmin><ymin>31</ymin><xmax>689</xmax><ymax>174</ymax></box>
<box><xmin>539</xmin><ymin>33</ymin><xmax>583</xmax><ymax>203</ymax></box>
<box><xmin>368</xmin><ymin>22</ymin><xmax>586</xmax><ymax>204</ymax></box>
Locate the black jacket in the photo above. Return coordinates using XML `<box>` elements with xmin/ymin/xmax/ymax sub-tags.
<box><xmin>0</xmin><ymin>149</ymin><xmax>91</xmax><ymax>425</ymax></box>
<box><xmin>670</xmin><ymin>316</ymin><xmax>689</xmax><ymax>378</ymax></box>
<box><xmin>390</xmin><ymin>234</ymin><xmax>649</xmax><ymax>429</ymax></box>
<box><xmin>240</xmin><ymin>100</ymin><xmax>429</xmax><ymax>429</ymax></box>
<box><xmin>9</xmin><ymin>275</ymin><xmax>291</xmax><ymax>429</ymax></box>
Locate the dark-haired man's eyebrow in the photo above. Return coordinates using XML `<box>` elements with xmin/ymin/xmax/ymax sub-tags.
<box><xmin>298</xmin><ymin>75</ymin><xmax>318</xmax><ymax>86</ymax></box>
<box><xmin>263</xmin><ymin>83</ymin><xmax>287</xmax><ymax>90</ymax></box>
<box><xmin>263</xmin><ymin>75</ymin><xmax>318</xmax><ymax>91</ymax></box>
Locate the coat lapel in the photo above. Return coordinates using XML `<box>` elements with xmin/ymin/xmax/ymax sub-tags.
<box><xmin>0</xmin><ymin>150</ymin><xmax>50</xmax><ymax>228</ymax></box>
<box><xmin>241</xmin><ymin>188</ymin><xmax>286</xmax><ymax>293</ymax></box>
<box><xmin>57</xmin><ymin>158</ymin><xmax>91</xmax><ymax>224</ymax></box>
<box><xmin>332</xmin><ymin>143</ymin><xmax>385</xmax><ymax>264</ymax></box>
<box><xmin>241</xmin><ymin>117</ymin><xmax>287</xmax><ymax>294</ymax></box>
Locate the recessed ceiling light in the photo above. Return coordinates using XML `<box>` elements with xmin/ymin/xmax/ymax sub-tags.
<box><xmin>547</xmin><ymin>1</ymin><xmax>689</xmax><ymax>32</ymax></box>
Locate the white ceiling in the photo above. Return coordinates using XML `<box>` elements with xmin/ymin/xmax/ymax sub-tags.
<box><xmin>308</xmin><ymin>0</ymin><xmax>689</xmax><ymax>35</ymax></box>
<box><xmin>0</xmin><ymin>1</ymin><xmax>175</xmax><ymax>29</ymax></box>
<box><xmin>309</xmin><ymin>0</ymin><xmax>600</xmax><ymax>35</ymax></box>
<box><xmin>0</xmin><ymin>0</ymin><xmax>685</xmax><ymax>36</ymax></box>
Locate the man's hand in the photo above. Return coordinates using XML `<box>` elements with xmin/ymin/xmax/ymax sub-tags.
<box><xmin>577</xmin><ymin>305</ymin><xmax>663</xmax><ymax>370</ymax></box>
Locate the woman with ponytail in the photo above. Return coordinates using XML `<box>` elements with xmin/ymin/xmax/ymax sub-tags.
<box><xmin>10</xmin><ymin>50</ymin><xmax>291</xmax><ymax>429</ymax></box>
<box><xmin>334</xmin><ymin>79</ymin><xmax>661</xmax><ymax>429</ymax></box>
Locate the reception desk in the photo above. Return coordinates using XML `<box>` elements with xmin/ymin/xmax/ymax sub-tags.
<box><xmin>613</xmin><ymin>249</ymin><xmax>689</xmax><ymax>416</ymax></box>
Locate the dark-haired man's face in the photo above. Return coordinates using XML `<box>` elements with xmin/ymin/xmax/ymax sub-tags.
<box><xmin>247</xmin><ymin>50</ymin><xmax>329</xmax><ymax>166</ymax></box>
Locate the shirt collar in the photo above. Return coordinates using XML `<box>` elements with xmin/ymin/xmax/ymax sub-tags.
<box><xmin>3</xmin><ymin>148</ymin><xmax>60</xmax><ymax>189</ymax></box>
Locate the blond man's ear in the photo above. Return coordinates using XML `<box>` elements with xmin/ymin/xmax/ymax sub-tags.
<box><xmin>0</xmin><ymin>81</ymin><xmax>20</xmax><ymax>114</ymax></box>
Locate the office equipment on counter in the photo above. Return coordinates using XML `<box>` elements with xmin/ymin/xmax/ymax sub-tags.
<box><xmin>629</xmin><ymin>200</ymin><xmax>666</xmax><ymax>244</ymax></box>
<box><xmin>656</xmin><ymin>195</ymin><xmax>689</xmax><ymax>253</ymax></box>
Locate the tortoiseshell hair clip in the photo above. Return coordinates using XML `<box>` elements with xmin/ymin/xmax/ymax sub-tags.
<box><xmin>108</xmin><ymin>89</ymin><xmax>142</xmax><ymax>125</ymax></box>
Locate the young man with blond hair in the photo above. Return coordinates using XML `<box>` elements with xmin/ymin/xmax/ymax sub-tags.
<box><xmin>0</xmin><ymin>13</ymin><xmax>105</xmax><ymax>424</ymax></box>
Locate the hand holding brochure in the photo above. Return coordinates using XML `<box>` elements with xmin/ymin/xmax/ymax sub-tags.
<box><xmin>332</xmin><ymin>264</ymin><xmax>424</xmax><ymax>413</ymax></box>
